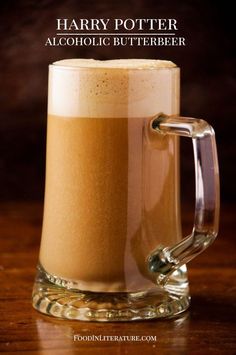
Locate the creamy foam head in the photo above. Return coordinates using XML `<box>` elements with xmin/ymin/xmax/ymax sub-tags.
<box><xmin>48</xmin><ymin>59</ymin><xmax>179</xmax><ymax>118</ymax></box>
<box><xmin>53</xmin><ymin>58</ymin><xmax>176</xmax><ymax>69</ymax></box>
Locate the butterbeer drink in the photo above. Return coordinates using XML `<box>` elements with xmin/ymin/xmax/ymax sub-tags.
<box><xmin>39</xmin><ymin>59</ymin><xmax>182</xmax><ymax>292</ymax></box>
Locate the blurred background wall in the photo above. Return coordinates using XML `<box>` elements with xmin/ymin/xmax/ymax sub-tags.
<box><xmin>0</xmin><ymin>0</ymin><xmax>235</xmax><ymax>204</ymax></box>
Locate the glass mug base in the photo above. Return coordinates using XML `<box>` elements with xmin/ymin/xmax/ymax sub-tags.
<box><xmin>32</xmin><ymin>264</ymin><xmax>190</xmax><ymax>322</ymax></box>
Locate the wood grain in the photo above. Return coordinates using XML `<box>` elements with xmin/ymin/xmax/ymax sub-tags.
<box><xmin>0</xmin><ymin>202</ymin><xmax>235</xmax><ymax>354</ymax></box>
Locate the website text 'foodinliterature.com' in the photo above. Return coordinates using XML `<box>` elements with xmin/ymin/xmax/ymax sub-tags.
<box><xmin>73</xmin><ymin>334</ymin><xmax>157</xmax><ymax>343</ymax></box>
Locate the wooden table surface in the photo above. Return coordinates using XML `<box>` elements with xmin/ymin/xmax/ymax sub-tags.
<box><xmin>0</xmin><ymin>202</ymin><xmax>235</xmax><ymax>354</ymax></box>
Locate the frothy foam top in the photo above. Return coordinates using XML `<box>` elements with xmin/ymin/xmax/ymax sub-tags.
<box><xmin>53</xmin><ymin>58</ymin><xmax>176</xmax><ymax>69</ymax></box>
<box><xmin>48</xmin><ymin>59</ymin><xmax>179</xmax><ymax>118</ymax></box>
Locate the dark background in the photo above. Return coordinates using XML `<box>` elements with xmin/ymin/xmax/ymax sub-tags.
<box><xmin>0</xmin><ymin>0</ymin><xmax>235</xmax><ymax>204</ymax></box>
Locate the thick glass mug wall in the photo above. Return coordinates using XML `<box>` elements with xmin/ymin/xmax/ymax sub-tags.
<box><xmin>32</xmin><ymin>59</ymin><xmax>219</xmax><ymax>321</ymax></box>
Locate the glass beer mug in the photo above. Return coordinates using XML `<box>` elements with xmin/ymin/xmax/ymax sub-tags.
<box><xmin>32</xmin><ymin>59</ymin><xmax>219</xmax><ymax>321</ymax></box>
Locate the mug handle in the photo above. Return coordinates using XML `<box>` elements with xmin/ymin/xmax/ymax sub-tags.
<box><xmin>147</xmin><ymin>114</ymin><xmax>220</xmax><ymax>285</ymax></box>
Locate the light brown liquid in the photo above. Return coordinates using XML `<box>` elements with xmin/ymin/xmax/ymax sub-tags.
<box><xmin>39</xmin><ymin>114</ymin><xmax>181</xmax><ymax>292</ymax></box>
